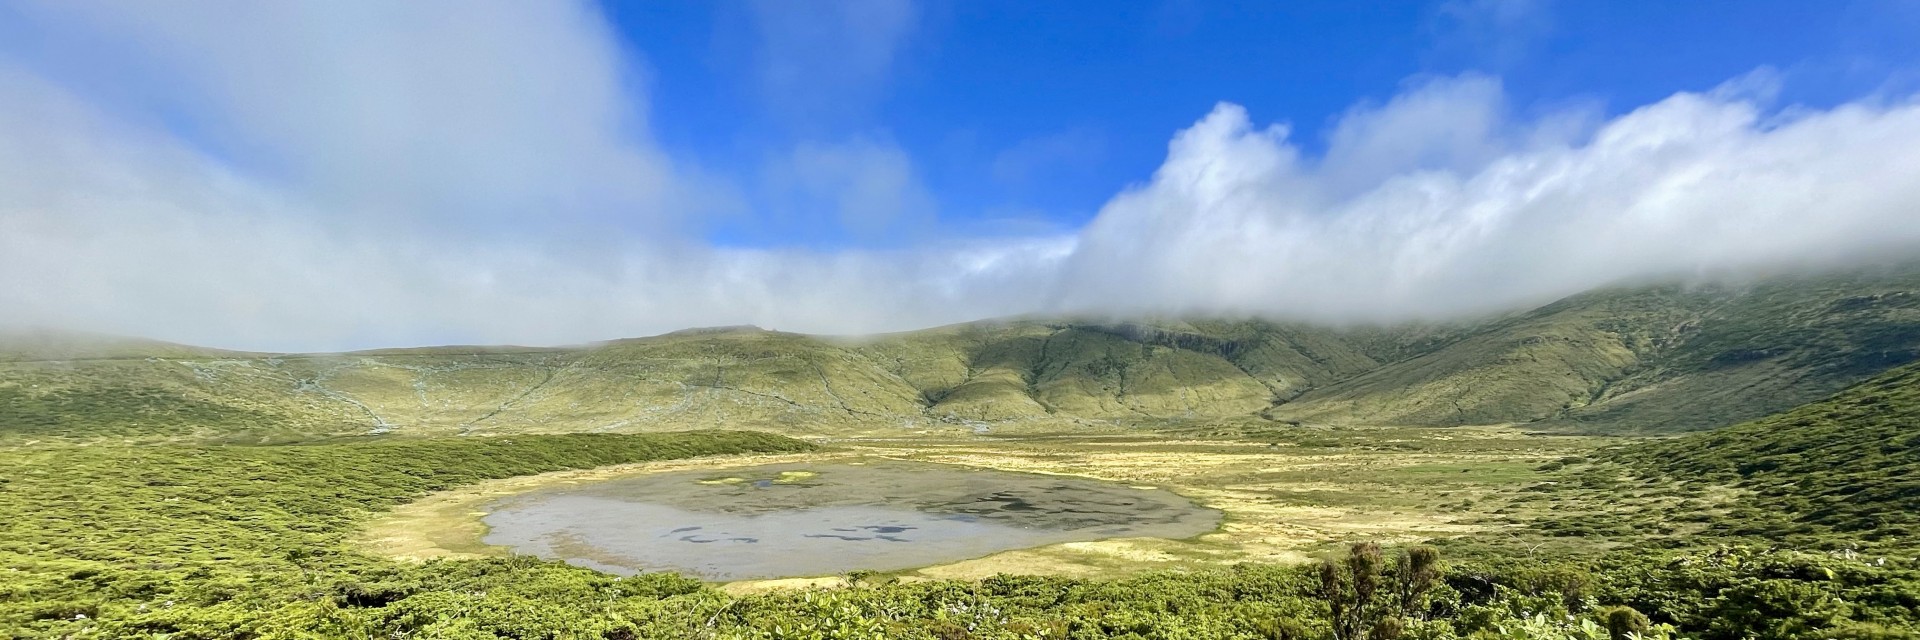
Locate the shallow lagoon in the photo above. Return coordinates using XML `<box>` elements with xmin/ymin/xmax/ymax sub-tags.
<box><xmin>481</xmin><ymin>460</ymin><xmax>1221</xmax><ymax>580</ymax></box>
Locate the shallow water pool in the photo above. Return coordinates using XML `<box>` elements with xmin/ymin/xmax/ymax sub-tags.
<box><xmin>480</xmin><ymin>460</ymin><xmax>1220</xmax><ymax>580</ymax></box>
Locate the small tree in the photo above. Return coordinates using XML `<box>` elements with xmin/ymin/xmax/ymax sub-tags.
<box><xmin>1319</xmin><ymin>543</ymin><xmax>1442</xmax><ymax>640</ymax></box>
<box><xmin>1390</xmin><ymin>545</ymin><xmax>1441</xmax><ymax>619</ymax></box>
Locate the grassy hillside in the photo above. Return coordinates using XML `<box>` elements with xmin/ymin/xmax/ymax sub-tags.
<box><xmin>1609</xmin><ymin>360</ymin><xmax>1920</xmax><ymax>539</ymax></box>
<box><xmin>1554</xmin><ymin>271</ymin><xmax>1920</xmax><ymax>432</ymax></box>
<box><xmin>872</xmin><ymin>320</ymin><xmax>1372</xmax><ymax>420</ymax></box>
<box><xmin>0</xmin><ymin>329</ymin><xmax>257</xmax><ymax>362</ymax></box>
<box><xmin>1271</xmin><ymin>265</ymin><xmax>1920</xmax><ymax>433</ymax></box>
<box><xmin>5</xmin><ymin>264</ymin><xmax>1919</xmax><ymax>439</ymax></box>
<box><xmin>1267</xmin><ymin>287</ymin><xmax>1706</xmax><ymax>427</ymax></box>
<box><xmin>0</xmin><ymin>319</ymin><xmax>1383</xmax><ymax>440</ymax></box>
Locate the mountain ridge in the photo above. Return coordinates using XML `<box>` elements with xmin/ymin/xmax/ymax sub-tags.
<box><xmin>4</xmin><ymin>264</ymin><xmax>1919</xmax><ymax>440</ymax></box>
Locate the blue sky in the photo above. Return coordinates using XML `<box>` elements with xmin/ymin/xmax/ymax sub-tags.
<box><xmin>605</xmin><ymin>0</ymin><xmax>1920</xmax><ymax>249</ymax></box>
<box><xmin>2</xmin><ymin>1</ymin><xmax>1920</xmax><ymax>350</ymax></box>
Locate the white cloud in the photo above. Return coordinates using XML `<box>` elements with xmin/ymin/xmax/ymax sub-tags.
<box><xmin>8</xmin><ymin>0</ymin><xmax>689</xmax><ymax>232</ymax></box>
<box><xmin>0</xmin><ymin>67</ymin><xmax>1060</xmax><ymax>349</ymax></box>
<box><xmin>1</xmin><ymin>2</ymin><xmax>1918</xmax><ymax>351</ymax></box>
<box><xmin>0</xmin><ymin>1</ymin><xmax>1045</xmax><ymax>350</ymax></box>
<box><xmin>1052</xmin><ymin>77</ymin><xmax>1920</xmax><ymax>321</ymax></box>
<box><xmin>762</xmin><ymin>138</ymin><xmax>937</xmax><ymax>240</ymax></box>
<box><xmin>1319</xmin><ymin>75</ymin><xmax>1539</xmax><ymax>197</ymax></box>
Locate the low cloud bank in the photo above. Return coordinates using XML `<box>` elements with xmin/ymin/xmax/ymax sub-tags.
<box><xmin>2</xmin><ymin>2</ymin><xmax>1918</xmax><ymax>351</ymax></box>
<box><xmin>1055</xmin><ymin>75</ymin><xmax>1920</xmax><ymax>322</ymax></box>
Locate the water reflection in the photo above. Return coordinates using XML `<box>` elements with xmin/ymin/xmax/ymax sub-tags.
<box><xmin>481</xmin><ymin>461</ymin><xmax>1219</xmax><ymax>580</ymax></box>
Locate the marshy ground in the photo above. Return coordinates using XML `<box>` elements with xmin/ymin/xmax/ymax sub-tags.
<box><xmin>359</xmin><ymin>425</ymin><xmax>1601</xmax><ymax>591</ymax></box>
<box><xmin>475</xmin><ymin>460</ymin><xmax>1218</xmax><ymax>580</ymax></box>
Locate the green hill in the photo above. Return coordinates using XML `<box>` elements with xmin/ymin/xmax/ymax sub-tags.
<box><xmin>1608</xmin><ymin>361</ymin><xmax>1920</xmax><ymax>539</ymax></box>
<box><xmin>0</xmin><ymin>329</ymin><xmax>256</xmax><ymax>362</ymax></box>
<box><xmin>4</xmin><ymin>264</ymin><xmax>1919</xmax><ymax>440</ymax></box>
<box><xmin>1269</xmin><ymin>266</ymin><xmax>1920</xmax><ymax>433</ymax></box>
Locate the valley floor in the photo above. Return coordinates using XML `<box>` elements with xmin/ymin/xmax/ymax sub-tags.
<box><xmin>361</xmin><ymin>426</ymin><xmax>1605</xmax><ymax>591</ymax></box>
<box><xmin>5</xmin><ymin>426</ymin><xmax>1916</xmax><ymax>638</ymax></box>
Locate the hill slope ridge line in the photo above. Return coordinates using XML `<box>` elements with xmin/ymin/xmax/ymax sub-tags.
<box><xmin>4</xmin><ymin>265</ymin><xmax>1919</xmax><ymax>439</ymax></box>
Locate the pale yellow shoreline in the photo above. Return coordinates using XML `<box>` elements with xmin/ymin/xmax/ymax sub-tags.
<box><xmin>354</xmin><ymin>429</ymin><xmax>1584</xmax><ymax>593</ymax></box>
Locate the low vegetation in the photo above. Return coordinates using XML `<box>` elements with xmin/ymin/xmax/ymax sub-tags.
<box><xmin>0</xmin><ymin>432</ymin><xmax>812</xmax><ymax>637</ymax></box>
<box><xmin>3</xmin><ymin>423</ymin><xmax>1917</xmax><ymax>637</ymax></box>
<box><xmin>1610</xmin><ymin>361</ymin><xmax>1920</xmax><ymax>541</ymax></box>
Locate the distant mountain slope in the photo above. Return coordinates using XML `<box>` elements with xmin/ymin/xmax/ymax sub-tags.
<box><xmin>856</xmin><ymin>319</ymin><xmax>1377</xmax><ymax>422</ymax></box>
<box><xmin>1554</xmin><ymin>271</ymin><xmax>1920</xmax><ymax>432</ymax></box>
<box><xmin>1266</xmin><ymin>286</ymin><xmax>1707</xmax><ymax>427</ymax></box>
<box><xmin>1268</xmin><ymin>266</ymin><xmax>1920</xmax><ymax>433</ymax></box>
<box><xmin>4</xmin><ymin>263</ymin><xmax>1919</xmax><ymax>439</ymax></box>
<box><xmin>1609</xmin><ymin>361</ymin><xmax>1920</xmax><ymax>537</ymax></box>
<box><xmin>0</xmin><ymin>329</ymin><xmax>256</xmax><ymax>362</ymax></box>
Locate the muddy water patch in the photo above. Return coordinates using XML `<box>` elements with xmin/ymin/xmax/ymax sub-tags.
<box><xmin>481</xmin><ymin>460</ymin><xmax>1220</xmax><ymax>580</ymax></box>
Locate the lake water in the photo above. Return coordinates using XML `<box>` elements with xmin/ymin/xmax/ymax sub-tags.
<box><xmin>480</xmin><ymin>460</ymin><xmax>1220</xmax><ymax>580</ymax></box>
